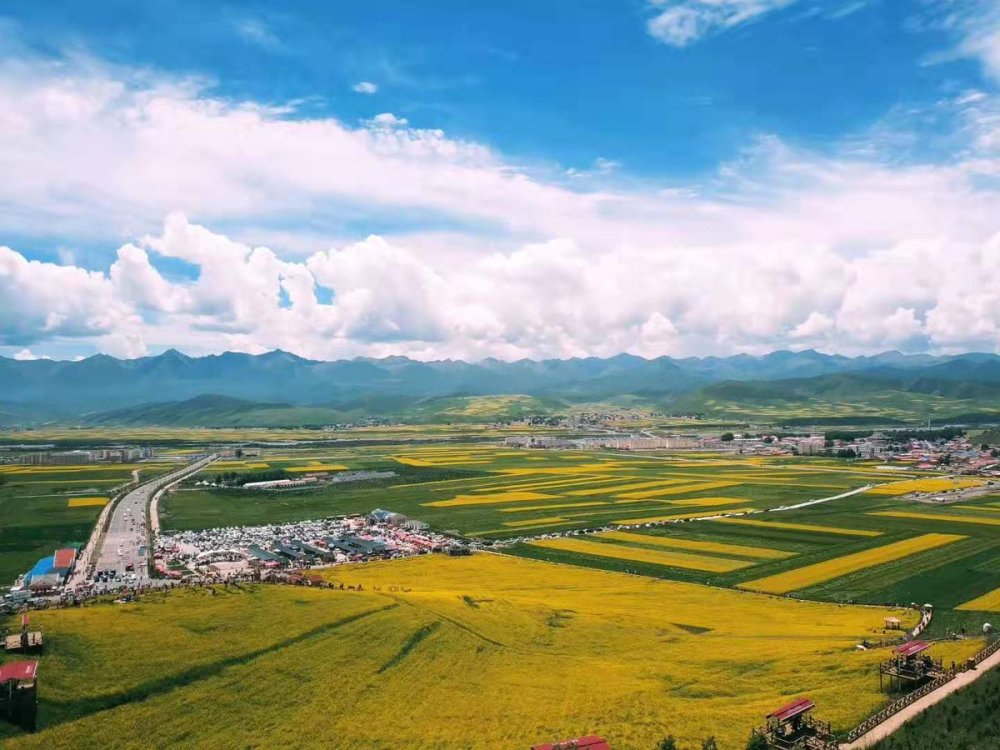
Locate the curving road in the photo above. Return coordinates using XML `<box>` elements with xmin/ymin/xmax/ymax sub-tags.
<box><xmin>82</xmin><ymin>455</ymin><xmax>216</xmax><ymax>589</ymax></box>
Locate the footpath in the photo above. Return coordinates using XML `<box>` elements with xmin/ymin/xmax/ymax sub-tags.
<box><xmin>841</xmin><ymin>640</ymin><xmax>1000</xmax><ymax>749</ymax></box>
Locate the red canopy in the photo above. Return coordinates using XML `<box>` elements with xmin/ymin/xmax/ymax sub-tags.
<box><xmin>532</xmin><ymin>736</ymin><xmax>611</xmax><ymax>750</ymax></box>
<box><xmin>895</xmin><ymin>640</ymin><xmax>930</xmax><ymax>658</ymax></box>
<box><xmin>767</xmin><ymin>697</ymin><xmax>815</xmax><ymax>723</ymax></box>
<box><xmin>0</xmin><ymin>660</ymin><xmax>38</xmax><ymax>683</ymax></box>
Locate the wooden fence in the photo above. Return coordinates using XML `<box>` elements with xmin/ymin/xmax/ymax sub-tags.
<box><xmin>841</xmin><ymin>636</ymin><xmax>1000</xmax><ymax>744</ymax></box>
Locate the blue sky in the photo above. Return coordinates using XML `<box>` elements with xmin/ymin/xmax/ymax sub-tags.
<box><xmin>4</xmin><ymin>0</ymin><xmax>988</xmax><ymax>179</ymax></box>
<box><xmin>1</xmin><ymin>1</ymin><xmax>999</xmax><ymax>361</ymax></box>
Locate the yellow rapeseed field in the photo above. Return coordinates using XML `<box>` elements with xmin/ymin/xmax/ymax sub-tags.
<box><xmin>500</xmin><ymin>463</ymin><xmax>625</xmax><ymax>475</ymax></box>
<box><xmin>612</xmin><ymin>508</ymin><xmax>757</xmax><ymax>524</ymax></box>
<box><xmin>597</xmin><ymin>530</ymin><xmax>794</xmax><ymax>560</ymax></box>
<box><xmin>615</xmin><ymin>480</ymin><xmax>740</xmax><ymax>499</ymax></box>
<box><xmin>956</xmin><ymin>586</ymin><xmax>1000</xmax><ymax>612</ymax></box>
<box><xmin>1</xmin><ymin>547</ymin><xmax>947</xmax><ymax>749</ymax></box>
<box><xmin>499</xmin><ymin>501</ymin><xmax>608</xmax><ymax>512</ymax></box>
<box><xmin>868</xmin><ymin>477</ymin><xmax>985</xmax><ymax>495</ymax></box>
<box><xmin>870</xmin><ymin>511</ymin><xmax>1000</xmax><ymax>527</ymax></box>
<box><xmin>565</xmin><ymin>478</ymin><xmax>689</xmax><ymax>496</ymax></box>
<box><xmin>66</xmin><ymin>496</ymin><xmax>110</xmax><ymax>508</ymax></box>
<box><xmin>739</xmin><ymin>533</ymin><xmax>965</xmax><ymax>594</ymax></box>
<box><xmin>668</xmin><ymin>496</ymin><xmax>750</xmax><ymax>507</ymax></box>
<box><xmin>472</xmin><ymin>475</ymin><xmax>617</xmax><ymax>493</ymax></box>
<box><xmin>424</xmin><ymin>491</ymin><xmax>556</xmax><ymax>508</ymax></box>
<box><xmin>529</xmin><ymin>537</ymin><xmax>754</xmax><ymax>572</ymax></box>
<box><xmin>711</xmin><ymin>517</ymin><xmax>883</xmax><ymax>537</ymax></box>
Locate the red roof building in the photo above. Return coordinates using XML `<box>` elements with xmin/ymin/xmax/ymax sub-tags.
<box><xmin>532</xmin><ymin>736</ymin><xmax>611</xmax><ymax>750</ymax></box>
<box><xmin>0</xmin><ymin>661</ymin><xmax>38</xmax><ymax>683</ymax></box>
<box><xmin>52</xmin><ymin>548</ymin><xmax>77</xmax><ymax>570</ymax></box>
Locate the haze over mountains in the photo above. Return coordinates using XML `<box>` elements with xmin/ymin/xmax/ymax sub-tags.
<box><xmin>2</xmin><ymin>349</ymin><xmax>1000</xmax><ymax>427</ymax></box>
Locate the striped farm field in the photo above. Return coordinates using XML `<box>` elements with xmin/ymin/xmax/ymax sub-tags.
<box><xmin>668</xmin><ymin>496</ymin><xmax>749</xmax><ymax>507</ymax></box>
<box><xmin>868</xmin><ymin>477</ymin><xmax>985</xmax><ymax>496</ymax></box>
<box><xmin>615</xmin><ymin>480</ymin><xmax>740</xmax><ymax>500</ymax></box>
<box><xmin>566</xmin><ymin>478</ymin><xmax>689</xmax><ymax>496</ymax></box>
<box><xmin>739</xmin><ymin>533</ymin><xmax>965</xmax><ymax>594</ymax></box>
<box><xmin>424</xmin><ymin>491</ymin><xmax>556</xmax><ymax>508</ymax></box>
<box><xmin>503</xmin><ymin>516</ymin><xmax>567</xmax><ymax>528</ymax></box>
<box><xmin>595</xmin><ymin>530</ymin><xmax>794</xmax><ymax>560</ymax></box>
<box><xmin>67</xmin><ymin>497</ymin><xmax>110</xmax><ymax>508</ymax></box>
<box><xmin>957</xmin><ymin>587</ymin><xmax>1000</xmax><ymax>612</ymax></box>
<box><xmin>528</xmin><ymin>537</ymin><xmax>754</xmax><ymax>572</ymax></box>
<box><xmin>499</xmin><ymin>464</ymin><xmax>626</xmax><ymax>476</ymax></box>
<box><xmin>711</xmin><ymin>517</ymin><xmax>883</xmax><ymax>537</ymax></box>
<box><xmin>472</xmin><ymin>476</ymin><xmax>617</xmax><ymax>493</ymax></box>
<box><xmin>499</xmin><ymin>501</ymin><xmax>607</xmax><ymax>512</ymax></box>
<box><xmin>870</xmin><ymin>511</ymin><xmax>1000</xmax><ymax>527</ymax></box>
<box><xmin>612</xmin><ymin>508</ymin><xmax>757</xmax><ymax>524</ymax></box>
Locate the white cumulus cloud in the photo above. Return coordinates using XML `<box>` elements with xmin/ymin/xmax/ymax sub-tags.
<box><xmin>646</xmin><ymin>0</ymin><xmax>796</xmax><ymax>47</ymax></box>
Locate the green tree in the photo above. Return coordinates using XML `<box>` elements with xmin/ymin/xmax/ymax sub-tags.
<box><xmin>721</xmin><ymin>432</ymin><xmax>735</xmax><ymax>442</ymax></box>
<box><xmin>657</xmin><ymin>736</ymin><xmax>678</xmax><ymax>750</ymax></box>
<box><xmin>745</xmin><ymin>732</ymin><xmax>768</xmax><ymax>750</ymax></box>
<box><xmin>702</xmin><ymin>737</ymin><xmax>719</xmax><ymax>750</ymax></box>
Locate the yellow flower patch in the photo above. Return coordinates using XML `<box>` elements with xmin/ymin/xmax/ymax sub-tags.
<box><xmin>528</xmin><ymin>537</ymin><xmax>754</xmax><ymax>573</ymax></box>
<box><xmin>423</xmin><ymin>491</ymin><xmax>557</xmax><ymax>508</ymax></box>
<box><xmin>739</xmin><ymin>533</ymin><xmax>964</xmax><ymax>595</ymax></box>
<box><xmin>67</xmin><ymin>497</ymin><xmax>110</xmax><ymax>508</ymax></box>
<box><xmin>596</xmin><ymin>530</ymin><xmax>794</xmax><ymax>560</ymax></box>
<box><xmin>711</xmin><ymin>518</ymin><xmax>882</xmax><ymax>537</ymax></box>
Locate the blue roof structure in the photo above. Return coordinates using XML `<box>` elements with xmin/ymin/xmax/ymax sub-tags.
<box><xmin>26</xmin><ymin>556</ymin><xmax>55</xmax><ymax>582</ymax></box>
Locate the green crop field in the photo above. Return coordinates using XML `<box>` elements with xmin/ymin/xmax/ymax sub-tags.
<box><xmin>513</xmin><ymin>482</ymin><xmax>1000</xmax><ymax>639</ymax></box>
<box><xmin>162</xmin><ymin>445</ymin><xmax>909</xmax><ymax>539</ymax></box>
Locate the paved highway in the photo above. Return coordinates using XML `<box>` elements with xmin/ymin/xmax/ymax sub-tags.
<box><xmin>85</xmin><ymin>455</ymin><xmax>216</xmax><ymax>588</ymax></box>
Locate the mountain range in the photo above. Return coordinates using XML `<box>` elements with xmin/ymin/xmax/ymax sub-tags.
<box><xmin>2</xmin><ymin>349</ymin><xmax>1000</xmax><ymax>426</ymax></box>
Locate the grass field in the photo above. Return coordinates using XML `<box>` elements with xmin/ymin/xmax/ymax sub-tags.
<box><xmin>0</xmin><ymin>553</ymin><xmax>946</xmax><ymax>749</ymax></box>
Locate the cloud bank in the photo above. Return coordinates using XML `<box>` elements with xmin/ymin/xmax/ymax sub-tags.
<box><xmin>0</xmin><ymin>28</ymin><xmax>999</xmax><ymax>361</ymax></box>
